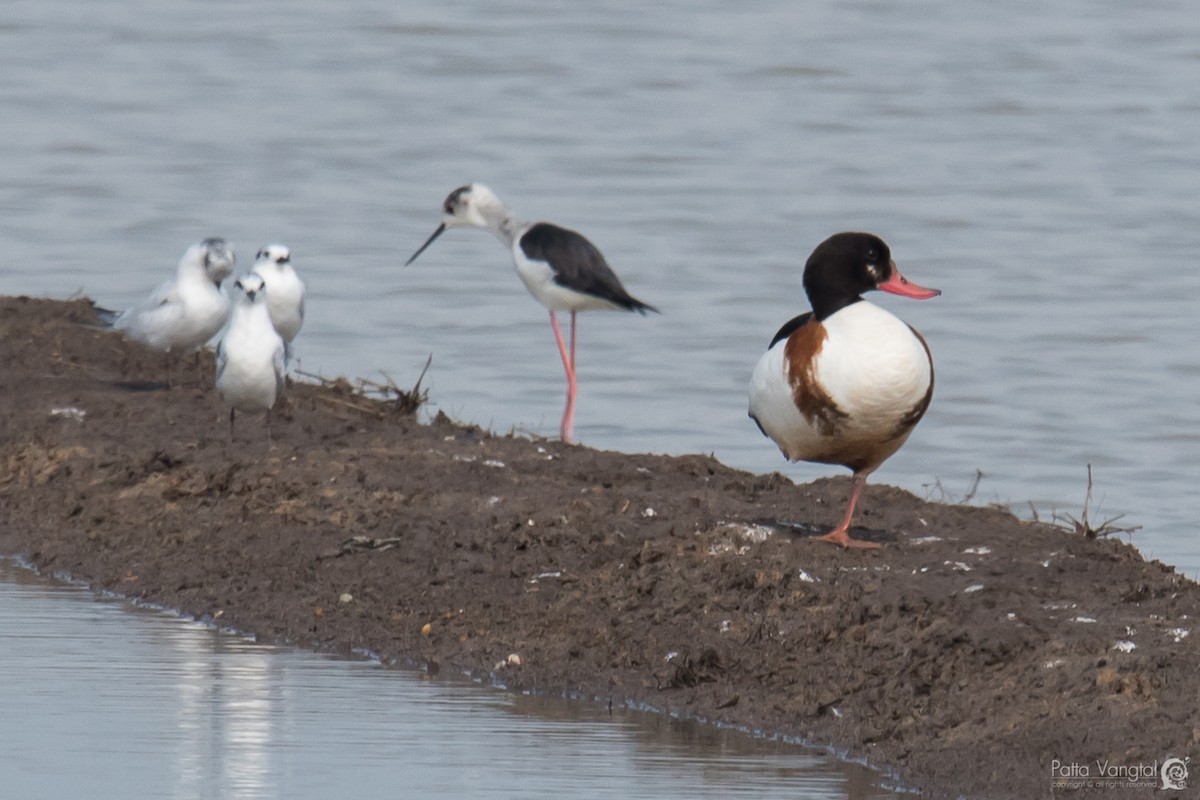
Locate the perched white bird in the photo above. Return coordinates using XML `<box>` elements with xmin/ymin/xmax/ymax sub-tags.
<box><xmin>102</xmin><ymin>238</ymin><xmax>236</xmax><ymax>353</ymax></box>
<box><xmin>405</xmin><ymin>183</ymin><xmax>657</xmax><ymax>444</ymax></box>
<box><xmin>251</xmin><ymin>243</ymin><xmax>305</xmax><ymax>362</ymax></box>
<box><xmin>216</xmin><ymin>273</ymin><xmax>286</xmax><ymax>443</ymax></box>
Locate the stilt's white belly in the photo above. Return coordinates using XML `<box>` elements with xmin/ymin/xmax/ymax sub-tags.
<box><xmin>512</xmin><ymin>247</ymin><xmax>623</xmax><ymax>312</ymax></box>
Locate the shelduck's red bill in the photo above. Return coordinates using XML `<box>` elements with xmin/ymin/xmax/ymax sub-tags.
<box><xmin>877</xmin><ymin>264</ymin><xmax>941</xmax><ymax>299</ymax></box>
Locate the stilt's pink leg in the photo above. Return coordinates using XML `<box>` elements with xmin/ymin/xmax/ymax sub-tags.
<box><xmin>548</xmin><ymin>311</ymin><xmax>577</xmax><ymax>444</ymax></box>
<box><xmin>569</xmin><ymin>311</ymin><xmax>577</xmax><ymax>373</ymax></box>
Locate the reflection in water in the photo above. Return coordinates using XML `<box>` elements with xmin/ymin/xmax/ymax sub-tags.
<box><xmin>0</xmin><ymin>560</ymin><xmax>899</xmax><ymax>799</ymax></box>
<box><xmin>165</xmin><ymin>627</ymin><xmax>274</xmax><ymax>800</ymax></box>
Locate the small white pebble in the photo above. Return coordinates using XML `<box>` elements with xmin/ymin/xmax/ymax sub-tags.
<box><xmin>50</xmin><ymin>406</ymin><xmax>86</xmax><ymax>421</ymax></box>
<box><xmin>1043</xmin><ymin>659</ymin><xmax>1066</xmax><ymax>669</ymax></box>
<box><xmin>719</xmin><ymin>620</ymin><xmax>732</xmax><ymax>633</ymax></box>
<box><xmin>338</xmin><ymin>593</ymin><xmax>353</xmax><ymax>604</ymax></box>
<box><xmin>641</xmin><ymin>507</ymin><xmax>657</xmax><ymax>518</ymax></box>
<box><xmin>910</xmin><ymin>536</ymin><xmax>942</xmax><ymax>545</ymax></box>
<box><xmin>483</xmin><ymin>459</ymin><xmax>506</xmax><ymax>468</ymax></box>
<box><xmin>797</xmin><ymin>568</ymin><xmax>818</xmax><ymax>584</ymax></box>
<box><xmin>830</xmin><ymin>707</ymin><xmax>843</xmax><ymax>718</ymax></box>
<box><xmin>963</xmin><ymin>546</ymin><xmax>991</xmax><ymax>555</ymax></box>
<box><xmin>1112</xmin><ymin>640</ymin><xmax>1137</xmax><ymax>653</ymax></box>
<box><xmin>493</xmin><ymin>653</ymin><xmax>522</xmax><ymax>671</ymax></box>
<box><xmin>529</xmin><ymin>571</ymin><xmax>562</xmax><ymax>583</ymax></box>
<box><xmin>1166</xmin><ymin>628</ymin><xmax>1189</xmax><ymax>643</ymax></box>
<box><xmin>733</xmin><ymin>524</ymin><xmax>773</xmax><ymax>543</ymax></box>
<box><xmin>664</xmin><ymin>651</ymin><xmax>679</xmax><ymax>662</ymax></box>
<box><xmin>945</xmin><ymin>560</ymin><xmax>972</xmax><ymax>572</ymax></box>
<box><xmin>1041</xmin><ymin>560</ymin><xmax>1052</xmax><ymax>568</ymax></box>
<box><xmin>487</xmin><ymin>496</ymin><xmax>502</xmax><ymax>506</ymax></box>
<box><xmin>636</xmin><ymin>467</ymin><xmax>650</xmax><ymax>474</ymax></box>
<box><xmin>1072</xmin><ymin>616</ymin><xmax>1097</xmax><ymax>624</ymax></box>
<box><xmin>1006</xmin><ymin>612</ymin><xmax>1017</xmax><ymax>620</ymax></box>
<box><xmin>963</xmin><ymin>583</ymin><xmax>984</xmax><ymax>593</ymax></box>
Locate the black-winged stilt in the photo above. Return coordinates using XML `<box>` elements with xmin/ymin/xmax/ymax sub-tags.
<box><xmin>405</xmin><ymin>183</ymin><xmax>657</xmax><ymax>444</ymax></box>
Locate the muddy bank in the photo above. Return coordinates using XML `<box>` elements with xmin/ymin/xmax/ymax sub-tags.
<box><xmin>2</xmin><ymin>295</ymin><xmax>1197</xmax><ymax>799</ymax></box>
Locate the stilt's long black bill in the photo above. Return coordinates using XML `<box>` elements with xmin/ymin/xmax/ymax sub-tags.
<box><xmin>404</xmin><ymin>223</ymin><xmax>447</xmax><ymax>266</ymax></box>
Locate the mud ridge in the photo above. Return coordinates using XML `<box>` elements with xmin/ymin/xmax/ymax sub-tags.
<box><xmin>2</xmin><ymin>296</ymin><xmax>1198</xmax><ymax>799</ymax></box>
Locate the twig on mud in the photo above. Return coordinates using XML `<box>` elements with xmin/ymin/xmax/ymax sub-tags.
<box><xmin>1051</xmin><ymin>464</ymin><xmax>1141</xmax><ymax>539</ymax></box>
<box><xmin>923</xmin><ymin>469</ymin><xmax>986</xmax><ymax>504</ymax></box>
<box><xmin>656</xmin><ymin>648</ymin><xmax>723</xmax><ymax>690</ymax></box>
<box><xmin>317</xmin><ymin>535</ymin><xmax>405</xmax><ymax>561</ymax></box>
<box><xmin>960</xmin><ymin>469</ymin><xmax>984</xmax><ymax>503</ymax></box>
<box><xmin>295</xmin><ymin>356</ymin><xmax>431</xmax><ymax>417</ymax></box>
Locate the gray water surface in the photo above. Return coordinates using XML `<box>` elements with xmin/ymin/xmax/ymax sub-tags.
<box><xmin>1</xmin><ymin>0</ymin><xmax>1198</xmax><ymax>577</ymax></box>
<box><xmin>0</xmin><ymin>560</ymin><xmax>899</xmax><ymax>799</ymax></box>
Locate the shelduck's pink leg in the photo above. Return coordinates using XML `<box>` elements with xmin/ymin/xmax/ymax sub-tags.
<box><xmin>817</xmin><ymin>474</ymin><xmax>881</xmax><ymax>549</ymax></box>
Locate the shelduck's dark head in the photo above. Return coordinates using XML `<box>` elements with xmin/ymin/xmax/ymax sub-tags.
<box><xmin>802</xmin><ymin>232</ymin><xmax>940</xmax><ymax>321</ymax></box>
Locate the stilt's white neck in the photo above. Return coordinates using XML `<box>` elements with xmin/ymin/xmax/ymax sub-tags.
<box><xmin>483</xmin><ymin>213</ymin><xmax>522</xmax><ymax>249</ymax></box>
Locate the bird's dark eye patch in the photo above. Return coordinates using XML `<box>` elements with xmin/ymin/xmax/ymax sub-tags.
<box><xmin>444</xmin><ymin>185</ymin><xmax>471</xmax><ymax>213</ymax></box>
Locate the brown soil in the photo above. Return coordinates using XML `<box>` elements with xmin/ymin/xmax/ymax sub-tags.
<box><xmin>2</xmin><ymin>295</ymin><xmax>1198</xmax><ymax>799</ymax></box>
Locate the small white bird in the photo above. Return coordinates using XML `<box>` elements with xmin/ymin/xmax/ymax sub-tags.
<box><xmin>251</xmin><ymin>243</ymin><xmax>305</xmax><ymax>362</ymax></box>
<box><xmin>98</xmin><ymin>238</ymin><xmax>235</xmax><ymax>384</ymax></box>
<box><xmin>216</xmin><ymin>273</ymin><xmax>286</xmax><ymax>444</ymax></box>
<box><xmin>405</xmin><ymin>183</ymin><xmax>657</xmax><ymax>444</ymax></box>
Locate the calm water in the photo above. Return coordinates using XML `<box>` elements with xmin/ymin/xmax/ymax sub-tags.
<box><xmin>2</xmin><ymin>0</ymin><xmax>1199</xmax><ymax>579</ymax></box>
<box><xmin>0</xmin><ymin>560</ymin><xmax>898</xmax><ymax>799</ymax></box>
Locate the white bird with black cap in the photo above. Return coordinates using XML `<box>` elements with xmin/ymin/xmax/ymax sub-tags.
<box><xmin>216</xmin><ymin>273</ymin><xmax>286</xmax><ymax>444</ymax></box>
<box><xmin>95</xmin><ymin>238</ymin><xmax>235</xmax><ymax>385</ymax></box>
<box><xmin>252</xmin><ymin>243</ymin><xmax>305</xmax><ymax>364</ymax></box>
